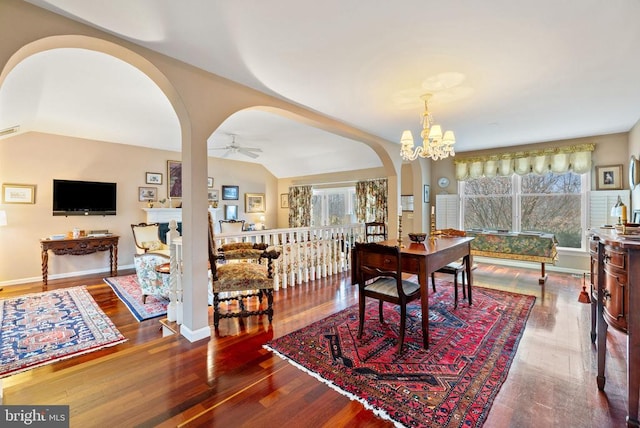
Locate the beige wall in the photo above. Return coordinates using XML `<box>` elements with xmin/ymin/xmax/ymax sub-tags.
<box><xmin>0</xmin><ymin>131</ymin><xmax>277</xmax><ymax>284</ymax></box>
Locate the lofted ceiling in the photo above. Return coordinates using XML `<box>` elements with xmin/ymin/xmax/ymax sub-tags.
<box><xmin>3</xmin><ymin>1</ymin><xmax>640</xmax><ymax>178</ymax></box>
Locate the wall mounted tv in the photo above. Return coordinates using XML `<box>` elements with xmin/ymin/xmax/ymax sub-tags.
<box><xmin>53</xmin><ymin>179</ymin><xmax>117</xmax><ymax>216</ymax></box>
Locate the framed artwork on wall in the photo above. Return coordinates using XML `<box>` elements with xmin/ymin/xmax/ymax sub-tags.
<box><xmin>595</xmin><ymin>164</ymin><xmax>623</xmax><ymax>190</ymax></box>
<box><xmin>401</xmin><ymin>195</ymin><xmax>414</xmax><ymax>212</ymax></box>
<box><xmin>138</xmin><ymin>187</ymin><xmax>157</xmax><ymax>202</ymax></box>
<box><xmin>208</xmin><ymin>177</ymin><xmax>214</xmax><ymax>188</ymax></box>
<box><xmin>208</xmin><ymin>189</ymin><xmax>219</xmax><ymax>201</ymax></box>
<box><xmin>423</xmin><ymin>184</ymin><xmax>430</xmax><ymax>203</ymax></box>
<box><xmin>222</xmin><ymin>185</ymin><xmax>239</xmax><ymax>200</ymax></box>
<box><xmin>245</xmin><ymin>193</ymin><xmax>265</xmax><ymax>213</ymax></box>
<box><xmin>225</xmin><ymin>204</ymin><xmax>238</xmax><ymax>220</ymax></box>
<box><xmin>281</xmin><ymin>193</ymin><xmax>289</xmax><ymax>208</ymax></box>
<box><xmin>146</xmin><ymin>172</ymin><xmax>162</xmax><ymax>185</ymax></box>
<box><xmin>167</xmin><ymin>160</ymin><xmax>182</xmax><ymax>198</ymax></box>
<box><xmin>2</xmin><ymin>183</ymin><xmax>36</xmax><ymax>204</ymax></box>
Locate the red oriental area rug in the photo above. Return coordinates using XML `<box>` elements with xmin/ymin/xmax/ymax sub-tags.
<box><xmin>104</xmin><ymin>274</ymin><xmax>168</xmax><ymax>322</ymax></box>
<box><xmin>265</xmin><ymin>284</ymin><xmax>535</xmax><ymax>428</ymax></box>
<box><xmin>0</xmin><ymin>286</ymin><xmax>126</xmax><ymax>378</ymax></box>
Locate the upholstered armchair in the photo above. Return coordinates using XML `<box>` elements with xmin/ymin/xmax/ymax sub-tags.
<box><xmin>208</xmin><ymin>213</ymin><xmax>280</xmax><ymax>327</ymax></box>
<box><xmin>133</xmin><ymin>252</ymin><xmax>172</xmax><ymax>303</ymax></box>
<box><xmin>131</xmin><ymin>223</ymin><xmax>170</xmax><ymax>256</ymax></box>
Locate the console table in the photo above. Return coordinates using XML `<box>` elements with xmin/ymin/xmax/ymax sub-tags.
<box><xmin>466</xmin><ymin>231</ymin><xmax>558</xmax><ymax>284</ymax></box>
<box><xmin>589</xmin><ymin>229</ymin><xmax>640</xmax><ymax>427</ymax></box>
<box><xmin>40</xmin><ymin>235</ymin><xmax>119</xmax><ymax>288</ymax></box>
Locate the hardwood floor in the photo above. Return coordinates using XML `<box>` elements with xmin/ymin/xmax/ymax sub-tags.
<box><xmin>0</xmin><ymin>264</ymin><xmax>629</xmax><ymax>427</ymax></box>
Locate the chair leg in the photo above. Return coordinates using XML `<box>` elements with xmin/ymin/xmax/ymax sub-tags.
<box><xmin>398</xmin><ymin>303</ymin><xmax>407</xmax><ymax>354</ymax></box>
<box><xmin>431</xmin><ymin>273</ymin><xmax>436</xmax><ymax>292</ymax></box>
<box><xmin>453</xmin><ymin>273</ymin><xmax>459</xmax><ymax>309</ymax></box>
<box><xmin>461</xmin><ymin>268</ymin><xmax>467</xmax><ymax>300</ymax></box>
<box><xmin>378</xmin><ymin>300</ymin><xmax>384</xmax><ymax>323</ymax></box>
<box><xmin>213</xmin><ymin>292</ymin><xmax>220</xmax><ymax>328</ymax></box>
<box><xmin>266</xmin><ymin>289</ymin><xmax>274</xmax><ymax>323</ymax></box>
<box><xmin>142</xmin><ymin>294</ymin><xmax>147</xmax><ymax>304</ymax></box>
<box><xmin>357</xmin><ymin>294</ymin><xmax>366</xmax><ymax>339</ymax></box>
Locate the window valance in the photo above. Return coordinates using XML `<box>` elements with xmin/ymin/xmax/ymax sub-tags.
<box><xmin>454</xmin><ymin>143</ymin><xmax>595</xmax><ymax>180</ymax></box>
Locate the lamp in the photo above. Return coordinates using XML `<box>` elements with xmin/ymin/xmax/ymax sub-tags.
<box><xmin>610</xmin><ymin>195</ymin><xmax>627</xmax><ymax>225</ymax></box>
<box><xmin>400</xmin><ymin>94</ymin><xmax>456</xmax><ymax>161</ymax></box>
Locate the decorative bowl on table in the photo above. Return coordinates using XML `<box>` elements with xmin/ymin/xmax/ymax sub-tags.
<box><xmin>408</xmin><ymin>233</ymin><xmax>427</xmax><ymax>243</ymax></box>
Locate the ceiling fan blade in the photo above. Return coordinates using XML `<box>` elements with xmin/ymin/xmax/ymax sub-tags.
<box><xmin>238</xmin><ymin>148</ymin><xmax>260</xmax><ymax>159</ymax></box>
<box><xmin>242</xmin><ymin>147</ymin><xmax>262</xmax><ymax>152</ymax></box>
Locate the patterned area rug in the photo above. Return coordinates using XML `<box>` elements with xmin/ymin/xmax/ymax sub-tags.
<box><xmin>104</xmin><ymin>274</ymin><xmax>168</xmax><ymax>322</ymax></box>
<box><xmin>265</xmin><ymin>284</ymin><xmax>535</xmax><ymax>428</ymax></box>
<box><xmin>0</xmin><ymin>286</ymin><xmax>126</xmax><ymax>379</ymax></box>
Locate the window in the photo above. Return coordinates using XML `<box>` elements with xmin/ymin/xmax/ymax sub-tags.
<box><xmin>311</xmin><ymin>187</ymin><xmax>356</xmax><ymax>226</ymax></box>
<box><xmin>461</xmin><ymin>172</ymin><xmax>587</xmax><ymax>249</ymax></box>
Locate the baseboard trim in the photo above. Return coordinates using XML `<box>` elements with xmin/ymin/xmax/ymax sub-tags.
<box><xmin>0</xmin><ymin>263</ymin><xmax>135</xmax><ymax>287</ymax></box>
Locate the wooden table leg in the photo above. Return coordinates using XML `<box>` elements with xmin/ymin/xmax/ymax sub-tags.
<box><xmin>538</xmin><ymin>262</ymin><xmax>548</xmax><ymax>284</ymax></box>
<box><xmin>41</xmin><ymin>249</ymin><xmax>48</xmax><ymax>290</ymax></box>
<box><xmin>419</xmin><ymin>263</ymin><xmax>429</xmax><ymax>349</ymax></box>
<box><xmin>110</xmin><ymin>244</ymin><xmax>118</xmax><ymax>276</ymax></box>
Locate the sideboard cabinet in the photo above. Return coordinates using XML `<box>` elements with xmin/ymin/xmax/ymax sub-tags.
<box><xmin>589</xmin><ymin>229</ymin><xmax>640</xmax><ymax>427</ymax></box>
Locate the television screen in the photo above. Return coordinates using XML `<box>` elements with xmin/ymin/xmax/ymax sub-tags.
<box><xmin>53</xmin><ymin>179</ymin><xmax>117</xmax><ymax>216</ymax></box>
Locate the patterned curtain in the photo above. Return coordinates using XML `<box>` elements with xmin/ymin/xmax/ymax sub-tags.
<box><xmin>355</xmin><ymin>179</ymin><xmax>388</xmax><ymax>223</ymax></box>
<box><xmin>288</xmin><ymin>185</ymin><xmax>312</xmax><ymax>227</ymax></box>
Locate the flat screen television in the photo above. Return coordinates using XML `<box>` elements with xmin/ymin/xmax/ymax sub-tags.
<box><xmin>53</xmin><ymin>179</ymin><xmax>117</xmax><ymax>216</ymax></box>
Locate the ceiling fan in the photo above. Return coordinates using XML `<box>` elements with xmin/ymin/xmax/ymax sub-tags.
<box><xmin>209</xmin><ymin>135</ymin><xmax>262</xmax><ymax>159</ymax></box>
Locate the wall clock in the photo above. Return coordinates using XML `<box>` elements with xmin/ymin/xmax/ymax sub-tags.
<box><xmin>437</xmin><ymin>177</ymin><xmax>450</xmax><ymax>188</ymax></box>
<box><xmin>630</xmin><ymin>155</ymin><xmax>640</xmax><ymax>190</ymax></box>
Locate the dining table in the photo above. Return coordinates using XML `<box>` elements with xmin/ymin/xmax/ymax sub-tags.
<box><xmin>377</xmin><ymin>236</ymin><xmax>475</xmax><ymax>349</ymax></box>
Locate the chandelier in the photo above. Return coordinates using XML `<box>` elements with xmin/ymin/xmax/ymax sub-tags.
<box><xmin>400</xmin><ymin>94</ymin><xmax>455</xmax><ymax>161</ymax></box>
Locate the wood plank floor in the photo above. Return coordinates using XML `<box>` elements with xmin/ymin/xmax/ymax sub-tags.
<box><xmin>0</xmin><ymin>264</ymin><xmax>629</xmax><ymax>427</ymax></box>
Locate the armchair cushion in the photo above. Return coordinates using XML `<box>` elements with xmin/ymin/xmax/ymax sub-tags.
<box><xmin>214</xmin><ymin>262</ymin><xmax>275</xmax><ymax>292</ymax></box>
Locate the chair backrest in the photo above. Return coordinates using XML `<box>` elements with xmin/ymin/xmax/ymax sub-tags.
<box><xmin>131</xmin><ymin>223</ymin><xmax>162</xmax><ymax>253</ymax></box>
<box><xmin>354</xmin><ymin>242</ymin><xmax>402</xmax><ymax>291</ymax></box>
<box><xmin>219</xmin><ymin>219</ymin><xmax>245</xmax><ymax>233</ymax></box>
<box><xmin>365</xmin><ymin>222</ymin><xmax>387</xmax><ymax>242</ymax></box>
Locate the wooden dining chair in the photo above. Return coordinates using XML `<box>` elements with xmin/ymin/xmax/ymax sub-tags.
<box><xmin>354</xmin><ymin>241</ymin><xmax>421</xmax><ymax>353</ymax></box>
<box><xmin>430</xmin><ymin>229</ymin><xmax>473</xmax><ymax>307</ymax></box>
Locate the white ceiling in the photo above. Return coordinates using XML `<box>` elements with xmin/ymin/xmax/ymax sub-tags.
<box><xmin>4</xmin><ymin>0</ymin><xmax>640</xmax><ymax>178</ymax></box>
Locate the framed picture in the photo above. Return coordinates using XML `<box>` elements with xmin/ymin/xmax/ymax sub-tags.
<box><xmin>167</xmin><ymin>160</ymin><xmax>182</xmax><ymax>198</ymax></box>
<box><xmin>208</xmin><ymin>189</ymin><xmax>219</xmax><ymax>201</ymax></box>
<box><xmin>208</xmin><ymin>177</ymin><xmax>214</xmax><ymax>188</ymax></box>
<box><xmin>2</xmin><ymin>183</ymin><xmax>36</xmax><ymax>204</ymax></box>
<box><xmin>245</xmin><ymin>193</ymin><xmax>265</xmax><ymax>213</ymax></box>
<box><xmin>225</xmin><ymin>204</ymin><xmax>238</xmax><ymax>220</ymax></box>
<box><xmin>222</xmin><ymin>185</ymin><xmax>239</xmax><ymax>200</ymax></box>
<box><xmin>596</xmin><ymin>164</ymin><xmax>623</xmax><ymax>190</ymax></box>
<box><xmin>138</xmin><ymin>186</ymin><xmax>157</xmax><ymax>202</ymax></box>
<box><xmin>281</xmin><ymin>193</ymin><xmax>289</xmax><ymax>208</ymax></box>
<box><xmin>401</xmin><ymin>195</ymin><xmax>414</xmax><ymax>212</ymax></box>
<box><xmin>634</xmin><ymin>209</ymin><xmax>640</xmax><ymax>224</ymax></box>
<box><xmin>423</xmin><ymin>184</ymin><xmax>430</xmax><ymax>203</ymax></box>
<box><xmin>146</xmin><ymin>172</ymin><xmax>162</xmax><ymax>185</ymax></box>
